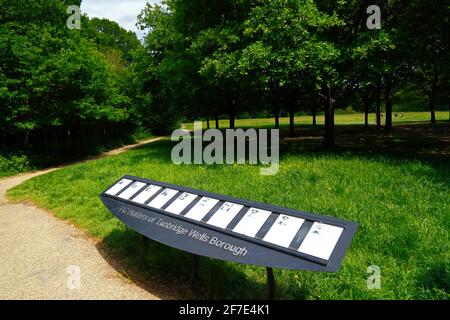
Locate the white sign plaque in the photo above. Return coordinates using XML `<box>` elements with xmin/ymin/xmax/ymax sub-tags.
<box><xmin>147</xmin><ymin>188</ymin><xmax>178</xmax><ymax>209</ymax></box>
<box><xmin>263</xmin><ymin>214</ymin><xmax>305</xmax><ymax>248</ymax></box>
<box><xmin>207</xmin><ymin>202</ymin><xmax>244</xmax><ymax>229</ymax></box>
<box><xmin>184</xmin><ymin>197</ymin><xmax>219</xmax><ymax>221</ymax></box>
<box><xmin>118</xmin><ymin>182</ymin><xmax>146</xmax><ymax>200</ymax></box>
<box><xmin>165</xmin><ymin>192</ymin><xmax>198</xmax><ymax>214</ymax></box>
<box><xmin>105</xmin><ymin>178</ymin><xmax>132</xmax><ymax>196</ymax></box>
<box><xmin>233</xmin><ymin>208</ymin><xmax>272</xmax><ymax>237</ymax></box>
<box><xmin>298</xmin><ymin>222</ymin><xmax>344</xmax><ymax>260</ymax></box>
<box><xmin>132</xmin><ymin>185</ymin><xmax>161</xmax><ymax>204</ymax></box>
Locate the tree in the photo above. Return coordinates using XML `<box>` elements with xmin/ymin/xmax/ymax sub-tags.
<box><xmin>136</xmin><ymin>0</ymin><xmax>256</xmax><ymax>131</ymax></box>
<box><xmin>135</xmin><ymin>1</ymin><xmax>195</xmax><ymax>133</ymax></box>
<box><xmin>200</xmin><ymin>0</ymin><xmax>341</xmax><ymax>139</ymax></box>
<box><xmin>405</xmin><ymin>0</ymin><xmax>449</xmax><ymax>124</ymax></box>
<box><xmin>88</xmin><ymin>18</ymin><xmax>141</xmax><ymax>65</ymax></box>
<box><xmin>0</xmin><ymin>0</ymin><xmax>135</xmax><ymax>149</ymax></box>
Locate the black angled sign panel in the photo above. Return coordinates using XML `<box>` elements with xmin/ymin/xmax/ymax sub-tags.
<box><xmin>100</xmin><ymin>175</ymin><xmax>358</xmax><ymax>272</ymax></box>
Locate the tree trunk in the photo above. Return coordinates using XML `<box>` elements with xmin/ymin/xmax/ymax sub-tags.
<box><xmin>429</xmin><ymin>94</ymin><xmax>436</xmax><ymax>125</ymax></box>
<box><xmin>289</xmin><ymin>108</ymin><xmax>295</xmax><ymax>136</ymax></box>
<box><xmin>274</xmin><ymin>110</ymin><xmax>280</xmax><ymax>129</ymax></box>
<box><xmin>364</xmin><ymin>107</ymin><xmax>369</xmax><ymax>127</ymax></box>
<box><xmin>68</xmin><ymin>128</ymin><xmax>72</xmax><ymax>145</ymax></box>
<box><xmin>229</xmin><ymin>112</ymin><xmax>235</xmax><ymax>129</ymax></box>
<box><xmin>312</xmin><ymin>103</ymin><xmax>317</xmax><ymax>126</ymax></box>
<box><xmin>229</xmin><ymin>97</ymin><xmax>236</xmax><ymax>129</ymax></box>
<box><xmin>24</xmin><ymin>131</ymin><xmax>29</xmax><ymax>149</ymax></box>
<box><xmin>215</xmin><ymin>115</ymin><xmax>219</xmax><ymax>129</ymax></box>
<box><xmin>324</xmin><ymin>87</ymin><xmax>335</xmax><ymax>147</ymax></box>
<box><xmin>376</xmin><ymin>83</ymin><xmax>382</xmax><ymax>129</ymax></box>
<box><xmin>43</xmin><ymin>127</ymin><xmax>49</xmax><ymax>152</ymax></box>
<box><xmin>384</xmin><ymin>81</ymin><xmax>393</xmax><ymax>135</ymax></box>
<box><xmin>43</xmin><ymin>127</ymin><xmax>48</xmax><ymax>146</ymax></box>
<box><xmin>331</xmin><ymin>105</ymin><xmax>335</xmax><ymax>127</ymax></box>
<box><xmin>363</xmin><ymin>92</ymin><xmax>370</xmax><ymax>128</ymax></box>
<box><xmin>206</xmin><ymin>116</ymin><xmax>210</xmax><ymax>129</ymax></box>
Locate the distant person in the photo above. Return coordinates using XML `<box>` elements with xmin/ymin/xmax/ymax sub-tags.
<box><xmin>401</xmin><ymin>112</ymin><xmax>404</xmax><ymax>117</ymax></box>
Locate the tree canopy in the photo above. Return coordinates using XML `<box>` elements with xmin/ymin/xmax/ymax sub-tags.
<box><xmin>0</xmin><ymin>0</ymin><xmax>141</xmax><ymax>148</ymax></box>
<box><xmin>135</xmin><ymin>0</ymin><xmax>449</xmax><ymax>145</ymax></box>
<box><xmin>1</xmin><ymin>0</ymin><xmax>448</xmax><ymax>149</ymax></box>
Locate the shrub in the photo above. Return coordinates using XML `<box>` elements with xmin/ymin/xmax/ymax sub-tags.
<box><xmin>335</xmin><ymin>107</ymin><xmax>356</xmax><ymax>114</ymax></box>
<box><xmin>0</xmin><ymin>154</ymin><xmax>31</xmax><ymax>177</ymax></box>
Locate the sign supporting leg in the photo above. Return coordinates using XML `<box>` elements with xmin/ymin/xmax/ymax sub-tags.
<box><xmin>190</xmin><ymin>254</ymin><xmax>199</xmax><ymax>288</ymax></box>
<box><xmin>141</xmin><ymin>235</ymin><xmax>149</xmax><ymax>264</ymax></box>
<box><xmin>266</xmin><ymin>267</ymin><xmax>275</xmax><ymax>300</ymax></box>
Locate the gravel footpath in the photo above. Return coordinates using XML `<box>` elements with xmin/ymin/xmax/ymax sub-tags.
<box><xmin>0</xmin><ymin>138</ymin><xmax>165</xmax><ymax>300</ymax></box>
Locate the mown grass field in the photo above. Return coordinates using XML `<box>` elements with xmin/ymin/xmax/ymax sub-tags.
<box><xmin>8</xmin><ymin>124</ymin><xmax>449</xmax><ymax>299</ymax></box>
<box><xmin>184</xmin><ymin>111</ymin><xmax>449</xmax><ymax>130</ymax></box>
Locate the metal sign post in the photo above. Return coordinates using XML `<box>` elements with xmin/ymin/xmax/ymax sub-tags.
<box><xmin>100</xmin><ymin>175</ymin><xmax>358</xmax><ymax>298</ymax></box>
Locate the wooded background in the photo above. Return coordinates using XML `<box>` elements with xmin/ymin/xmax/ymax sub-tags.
<box><xmin>0</xmin><ymin>0</ymin><xmax>448</xmax><ymax>151</ymax></box>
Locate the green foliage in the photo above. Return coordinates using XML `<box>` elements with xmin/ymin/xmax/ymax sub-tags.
<box><xmin>0</xmin><ymin>154</ymin><xmax>31</xmax><ymax>177</ymax></box>
<box><xmin>88</xmin><ymin>18</ymin><xmax>141</xmax><ymax>64</ymax></box>
<box><xmin>0</xmin><ymin>0</ymin><xmax>143</xmax><ymax>150</ymax></box>
<box><xmin>0</xmin><ymin>129</ymin><xmax>154</xmax><ymax>179</ymax></box>
<box><xmin>133</xmin><ymin>0</ymin><xmax>449</xmax><ymax>135</ymax></box>
<box><xmin>200</xmin><ymin>0</ymin><xmax>342</xmax><ymax>91</ymax></box>
<box><xmin>336</xmin><ymin>106</ymin><xmax>356</xmax><ymax>114</ymax></box>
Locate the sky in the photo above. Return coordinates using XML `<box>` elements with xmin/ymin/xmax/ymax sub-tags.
<box><xmin>81</xmin><ymin>0</ymin><xmax>160</xmax><ymax>39</ymax></box>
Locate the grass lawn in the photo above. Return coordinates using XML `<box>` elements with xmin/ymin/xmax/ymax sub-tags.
<box><xmin>183</xmin><ymin>111</ymin><xmax>449</xmax><ymax>130</ymax></box>
<box><xmin>7</xmin><ymin>122</ymin><xmax>449</xmax><ymax>300</ymax></box>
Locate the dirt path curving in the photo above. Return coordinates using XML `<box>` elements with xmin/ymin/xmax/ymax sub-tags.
<box><xmin>0</xmin><ymin>137</ymin><xmax>165</xmax><ymax>300</ymax></box>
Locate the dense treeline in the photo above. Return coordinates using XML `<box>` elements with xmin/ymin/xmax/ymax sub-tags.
<box><xmin>135</xmin><ymin>0</ymin><xmax>449</xmax><ymax>145</ymax></box>
<box><xmin>1</xmin><ymin>0</ymin><xmax>448</xmax><ymax>152</ymax></box>
<box><xmin>0</xmin><ymin>0</ymin><xmax>141</xmax><ymax>150</ymax></box>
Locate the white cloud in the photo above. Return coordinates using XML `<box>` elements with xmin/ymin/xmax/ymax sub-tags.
<box><xmin>81</xmin><ymin>0</ymin><xmax>160</xmax><ymax>39</ymax></box>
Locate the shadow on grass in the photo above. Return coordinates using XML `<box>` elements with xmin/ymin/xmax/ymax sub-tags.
<box><xmin>279</xmin><ymin>123</ymin><xmax>450</xmax><ymax>186</ymax></box>
<box><xmin>417</xmin><ymin>261</ymin><xmax>449</xmax><ymax>296</ymax></box>
<box><xmin>95</xmin><ymin>228</ymin><xmax>276</xmax><ymax>299</ymax></box>
<box><xmin>134</xmin><ymin>122</ymin><xmax>449</xmax><ymax>161</ymax></box>
<box><xmin>127</xmin><ymin>123</ymin><xmax>449</xmax><ymax>184</ymax></box>
<box><xmin>281</xmin><ymin>122</ymin><xmax>449</xmax><ymax>156</ymax></box>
